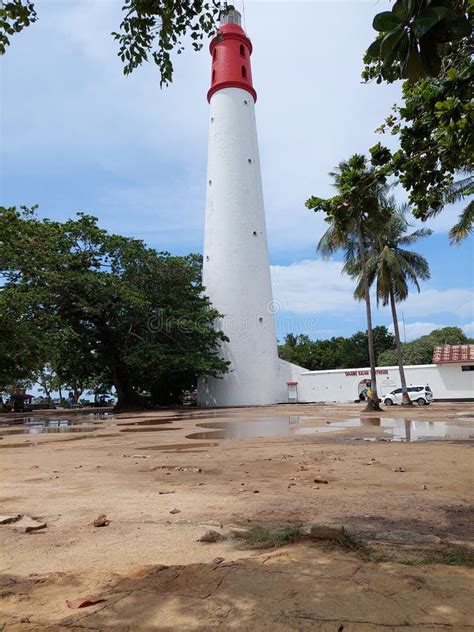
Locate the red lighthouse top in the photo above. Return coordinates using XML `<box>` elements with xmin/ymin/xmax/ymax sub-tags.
<box><xmin>207</xmin><ymin>10</ymin><xmax>257</xmax><ymax>103</ymax></box>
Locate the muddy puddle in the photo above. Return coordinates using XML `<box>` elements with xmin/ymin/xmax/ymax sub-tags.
<box><xmin>119</xmin><ymin>427</ymin><xmax>181</xmax><ymax>433</ymax></box>
<box><xmin>138</xmin><ymin>442</ymin><xmax>219</xmax><ymax>451</ymax></box>
<box><xmin>186</xmin><ymin>416</ymin><xmax>474</xmax><ymax>443</ymax></box>
<box><xmin>117</xmin><ymin>419</ymin><xmax>173</xmax><ymax>427</ymax></box>
<box><xmin>0</xmin><ymin>414</ymin><xmax>119</xmax><ymax>436</ymax></box>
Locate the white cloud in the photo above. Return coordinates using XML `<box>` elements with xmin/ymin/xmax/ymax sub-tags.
<box><xmin>271</xmin><ymin>259</ymin><xmax>361</xmax><ymax>314</ymax></box>
<box><xmin>401</xmin><ymin>289</ymin><xmax>474</xmax><ymax>320</ymax></box>
<box><xmin>463</xmin><ymin>321</ymin><xmax>474</xmax><ymax>337</ymax></box>
<box><xmin>271</xmin><ymin>259</ymin><xmax>474</xmax><ymax>324</ymax></box>
<box><xmin>388</xmin><ymin>321</ymin><xmax>446</xmax><ymax>342</ymax></box>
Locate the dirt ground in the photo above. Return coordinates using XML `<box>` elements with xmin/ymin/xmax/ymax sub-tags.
<box><xmin>1</xmin><ymin>402</ymin><xmax>473</xmax><ymax>630</ymax></box>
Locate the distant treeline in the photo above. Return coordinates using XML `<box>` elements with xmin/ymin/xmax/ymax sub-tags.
<box><xmin>278</xmin><ymin>326</ymin><xmax>471</xmax><ymax>371</ymax></box>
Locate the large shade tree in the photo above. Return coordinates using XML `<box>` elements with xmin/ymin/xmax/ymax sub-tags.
<box><xmin>346</xmin><ymin>201</ymin><xmax>432</xmax><ymax>405</ymax></box>
<box><xmin>306</xmin><ymin>154</ymin><xmax>388</xmax><ymax>411</ymax></box>
<box><xmin>0</xmin><ymin>206</ymin><xmax>228</xmax><ymax>409</ymax></box>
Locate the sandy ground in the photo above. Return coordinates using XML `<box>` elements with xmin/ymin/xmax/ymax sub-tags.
<box><xmin>1</xmin><ymin>402</ymin><xmax>473</xmax><ymax>630</ymax></box>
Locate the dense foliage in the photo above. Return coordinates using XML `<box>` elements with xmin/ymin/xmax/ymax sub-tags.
<box><xmin>113</xmin><ymin>0</ymin><xmax>219</xmax><ymax>85</ymax></box>
<box><xmin>362</xmin><ymin>0</ymin><xmax>471</xmax><ymax>83</ymax></box>
<box><xmin>0</xmin><ymin>207</ymin><xmax>228</xmax><ymax>409</ymax></box>
<box><xmin>280</xmin><ymin>326</ymin><xmax>471</xmax><ymax>370</ymax></box>
<box><xmin>279</xmin><ymin>328</ymin><xmax>395</xmax><ymax>371</ymax></box>
<box><xmin>378</xmin><ymin>326</ymin><xmax>472</xmax><ymax>365</ymax></box>
<box><xmin>364</xmin><ymin>2</ymin><xmax>473</xmax><ymax>242</ymax></box>
<box><xmin>0</xmin><ymin>0</ymin><xmax>37</xmax><ymax>55</ymax></box>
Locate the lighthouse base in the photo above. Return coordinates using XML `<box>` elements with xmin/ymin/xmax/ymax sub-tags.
<box><xmin>197</xmin><ymin>359</ymin><xmax>305</xmax><ymax>408</ymax></box>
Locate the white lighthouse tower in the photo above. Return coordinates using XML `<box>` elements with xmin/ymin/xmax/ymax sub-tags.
<box><xmin>197</xmin><ymin>9</ymin><xmax>280</xmax><ymax>407</ymax></box>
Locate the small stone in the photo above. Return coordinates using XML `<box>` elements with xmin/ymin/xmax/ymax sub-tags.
<box><xmin>313</xmin><ymin>478</ymin><xmax>329</xmax><ymax>484</ymax></box>
<box><xmin>253</xmin><ymin>490</ymin><xmax>260</xmax><ymax>494</ymax></box>
<box><xmin>158</xmin><ymin>491</ymin><xmax>175</xmax><ymax>495</ymax></box>
<box><xmin>212</xmin><ymin>557</ymin><xmax>225</xmax><ymax>565</ymax></box>
<box><xmin>169</xmin><ymin>508</ymin><xmax>180</xmax><ymax>515</ymax></box>
<box><xmin>393</xmin><ymin>467</ymin><xmax>406</xmax><ymax>472</ymax></box>
<box><xmin>198</xmin><ymin>530</ymin><xmax>226</xmax><ymax>543</ymax></box>
<box><xmin>93</xmin><ymin>514</ymin><xmax>110</xmax><ymax>527</ymax></box>
<box><xmin>300</xmin><ymin>525</ymin><xmax>342</xmax><ymax>541</ymax></box>
<box><xmin>375</xmin><ymin>530</ymin><xmax>441</xmax><ymax>544</ymax></box>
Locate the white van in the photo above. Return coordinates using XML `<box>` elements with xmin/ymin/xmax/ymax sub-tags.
<box><xmin>383</xmin><ymin>385</ymin><xmax>433</xmax><ymax>406</ymax></box>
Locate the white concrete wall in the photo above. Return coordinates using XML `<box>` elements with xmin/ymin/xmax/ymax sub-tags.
<box><xmin>198</xmin><ymin>87</ymin><xmax>280</xmax><ymax>407</ymax></box>
<box><xmin>283</xmin><ymin>364</ymin><xmax>474</xmax><ymax>403</ymax></box>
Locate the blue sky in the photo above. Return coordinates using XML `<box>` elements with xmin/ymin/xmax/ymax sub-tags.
<box><xmin>1</xmin><ymin>0</ymin><xmax>473</xmax><ymax>343</ymax></box>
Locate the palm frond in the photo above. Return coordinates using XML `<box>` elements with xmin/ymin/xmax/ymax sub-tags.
<box><xmin>444</xmin><ymin>175</ymin><xmax>474</xmax><ymax>205</ymax></box>
<box><xmin>449</xmin><ymin>200</ymin><xmax>474</xmax><ymax>245</ymax></box>
<box><xmin>398</xmin><ymin>227</ymin><xmax>433</xmax><ymax>245</ymax></box>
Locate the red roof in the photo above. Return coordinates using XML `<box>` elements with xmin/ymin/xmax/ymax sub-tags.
<box><xmin>432</xmin><ymin>345</ymin><xmax>474</xmax><ymax>364</ymax></box>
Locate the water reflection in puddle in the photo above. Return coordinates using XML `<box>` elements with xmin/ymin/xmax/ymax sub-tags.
<box><xmin>0</xmin><ymin>418</ymin><xmax>106</xmax><ymax>436</ymax></box>
<box><xmin>186</xmin><ymin>416</ymin><xmax>474</xmax><ymax>443</ymax></box>
<box><xmin>0</xmin><ymin>415</ymin><xmax>117</xmax><ymax>436</ymax></box>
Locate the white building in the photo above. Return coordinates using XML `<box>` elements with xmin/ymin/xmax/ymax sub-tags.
<box><xmin>280</xmin><ymin>345</ymin><xmax>474</xmax><ymax>403</ymax></box>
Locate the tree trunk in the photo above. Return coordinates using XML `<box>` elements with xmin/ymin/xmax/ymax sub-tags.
<box><xmin>109</xmin><ymin>363</ymin><xmax>145</xmax><ymax>411</ymax></box>
<box><xmin>357</xmin><ymin>225</ymin><xmax>382</xmax><ymax>412</ymax></box>
<box><xmin>113</xmin><ymin>383</ymin><xmax>145</xmax><ymax>411</ymax></box>
<box><xmin>389</xmin><ymin>287</ymin><xmax>412</xmax><ymax>406</ymax></box>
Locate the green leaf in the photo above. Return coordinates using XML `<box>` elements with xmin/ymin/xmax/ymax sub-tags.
<box><xmin>366</xmin><ymin>38</ymin><xmax>382</xmax><ymax>58</ymax></box>
<box><xmin>392</xmin><ymin>0</ymin><xmax>412</xmax><ymax>23</ymax></box>
<box><xmin>373</xmin><ymin>11</ymin><xmax>402</xmax><ymax>32</ymax></box>
<box><xmin>412</xmin><ymin>7</ymin><xmax>449</xmax><ymax>39</ymax></box>
<box><xmin>420</xmin><ymin>42</ymin><xmax>441</xmax><ymax>77</ymax></box>
<box><xmin>401</xmin><ymin>44</ymin><xmax>425</xmax><ymax>82</ymax></box>
<box><xmin>380</xmin><ymin>28</ymin><xmax>405</xmax><ymax>62</ymax></box>
<box><xmin>444</xmin><ymin>14</ymin><xmax>472</xmax><ymax>40</ymax></box>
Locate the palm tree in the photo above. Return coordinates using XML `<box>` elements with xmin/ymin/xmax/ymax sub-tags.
<box><xmin>346</xmin><ymin>200</ymin><xmax>432</xmax><ymax>405</ymax></box>
<box><xmin>445</xmin><ymin>174</ymin><xmax>474</xmax><ymax>244</ymax></box>
<box><xmin>307</xmin><ymin>154</ymin><xmax>388</xmax><ymax>411</ymax></box>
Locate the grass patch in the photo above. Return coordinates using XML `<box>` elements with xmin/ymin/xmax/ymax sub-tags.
<box><xmin>233</xmin><ymin>525</ymin><xmax>303</xmax><ymax>549</ymax></box>
<box><xmin>338</xmin><ymin>527</ymin><xmax>371</xmax><ymax>558</ymax></box>
<box><xmin>233</xmin><ymin>525</ymin><xmax>474</xmax><ymax>568</ymax></box>
<box><xmin>397</xmin><ymin>545</ymin><xmax>474</xmax><ymax>568</ymax></box>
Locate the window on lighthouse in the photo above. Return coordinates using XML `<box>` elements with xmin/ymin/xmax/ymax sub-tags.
<box><xmin>240</xmin><ymin>44</ymin><xmax>245</xmax><ymax>57</ymax></box>
<box><xmin>241</xmin><ymin>65</ymin><xmax>247</xmax><ymax>79</ymax></box>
